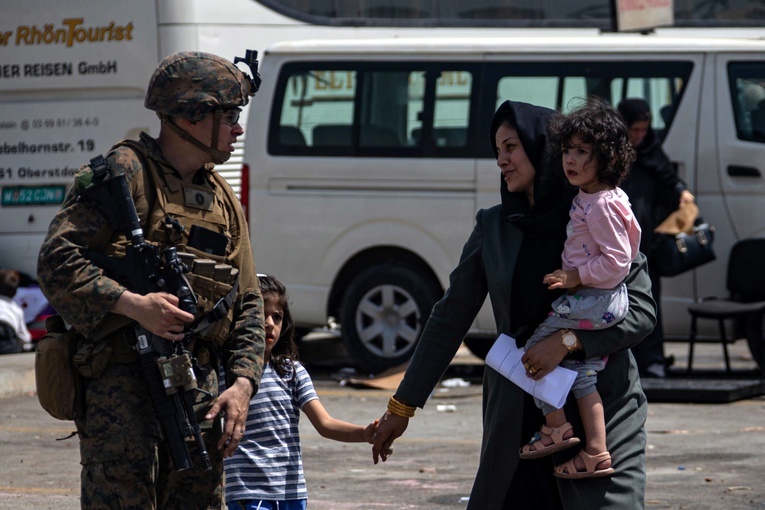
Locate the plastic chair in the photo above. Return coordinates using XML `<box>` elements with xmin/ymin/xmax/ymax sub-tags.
<box><xmin>686</xmin><ymin>238</ymin><xmax>765</xmax><ymax>374</ymax></box>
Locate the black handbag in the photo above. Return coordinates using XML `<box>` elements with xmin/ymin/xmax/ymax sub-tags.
<box><xmin>652</xmin><ymin>218</ymin><xmax>716</xmax><ymax>277</ymax></box>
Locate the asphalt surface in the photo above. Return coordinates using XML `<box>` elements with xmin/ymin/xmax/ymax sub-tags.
<box><xmin>2</xmin><ymin>336</ymin><xmax>765</xmax><ymax>509</ymax></box>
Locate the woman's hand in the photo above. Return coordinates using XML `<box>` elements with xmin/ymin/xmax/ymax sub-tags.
<box><xmin>521</xmin><ymin>331</ymin><xmax>570</xmax><ymax>381</ymax></box>
<box><xmin>679</xmin><ymin>189</ymin><xmax>695</xmax><ymax>207</ymax></box>
<box><xmin>372</xmin><ymin>412</ymin><xmax>408</xmax><ymax>464</ymax></box>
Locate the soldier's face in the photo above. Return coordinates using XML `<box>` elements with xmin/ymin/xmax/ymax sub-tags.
<box><xmin>189</xmin><ymin>110</ymin><xmax>244</xmax><ymax>155</ymax></box>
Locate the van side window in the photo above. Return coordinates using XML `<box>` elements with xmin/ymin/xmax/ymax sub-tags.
<box><xmin>359</xmin><ymin>70</ymin><xmax>423</xmax><ymax>147</ymax></box>
<box><xmin>433</xmin><ymin>71</ymin><xmax>472</xmax><ymax>147</ymax></box>
<box><xmin>491</xmin><ymin>61</ymin><xmax>692</xmax><ymax>140</ymax></box>
<box><xmin>270</xmin><ymin>63</ymin><xmax>478</xmax><ymax>157</ymax></box>
<box><xmin>497</xmin><ymin>77</ymin><xmax>558</xmax><ymax>110</ymax></box>
<box><xmin>728</xmin><ymin>62</ymin><xmax>765</xmax><ymax>143</ymax></box>
<box><xmin>278</xmin><ymin>70</ymin><xmax>357</xmax><ymax>149</ymax></box>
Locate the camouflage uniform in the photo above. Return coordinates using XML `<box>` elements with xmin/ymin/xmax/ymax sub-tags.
<box><xmin>37</xmin><ymin>51</ymin><xmax>264</xmax><ymax>510</ymax></box>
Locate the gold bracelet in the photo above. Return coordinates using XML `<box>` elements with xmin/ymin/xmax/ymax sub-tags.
<box><xmin>387</xmin><ymin>396</ymin><xmax>416</xmax><ymax>418</ymax></box>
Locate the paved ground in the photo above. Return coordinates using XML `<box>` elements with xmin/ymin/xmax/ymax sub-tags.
<box><xmin>1</xmin><ymin>336</ymin><xmax>765</xmax><ymax>509</ymax></box>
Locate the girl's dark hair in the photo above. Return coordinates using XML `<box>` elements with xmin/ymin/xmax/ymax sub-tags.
<box><xmin>258</xmin><ymin>274</ymin><xmax>299</xmax><ymax>378</ymax></box>
<box><xmin>550</xmin><ymin>96</ymin><xmax>635</xmax><ymax>187</ymax></box>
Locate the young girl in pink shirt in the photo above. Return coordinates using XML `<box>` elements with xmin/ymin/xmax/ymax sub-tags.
<box><xmin>518</xmin><ymin>98</ymin><xmax>641</xmax><ymax>480</ymax></box>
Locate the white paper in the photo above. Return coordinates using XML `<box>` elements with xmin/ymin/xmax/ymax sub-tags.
<box><xmin>485</xmin><ymin>334</ymin><xmax>577</xmax><ymax>409</ymax></box>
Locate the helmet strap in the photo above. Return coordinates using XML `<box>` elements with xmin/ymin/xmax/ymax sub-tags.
<box><xmin>163</xmin><ymin>111</ymin><xmax>230</xmax><ymax>165</ymax></box>
<box><xmin>209</xmin><ymin>109</ymin><xmax>229</xmax><ymax>164</ymax></box>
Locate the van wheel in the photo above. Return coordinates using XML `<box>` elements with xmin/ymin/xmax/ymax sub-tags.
<box><xmin>339</xmin><ymin>265</ymin><xmax>441</xmax><ymax>374</ymax></box>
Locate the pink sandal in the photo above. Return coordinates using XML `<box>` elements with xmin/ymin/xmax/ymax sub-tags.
<box><xmin>519</xmin><ymin>422</ymin><xmax>581</xmax><ymax>459</ymax></box>
<box><xmin>554</xmin><ymin>450</ymin><xmax>615</xmax><ymax>479</ymax></box>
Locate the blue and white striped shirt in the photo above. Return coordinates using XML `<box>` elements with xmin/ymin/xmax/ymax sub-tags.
<box><xmin>224</xmin><ymin>361</ymin><xmax>318</xmax><ymax>502</ymax></box>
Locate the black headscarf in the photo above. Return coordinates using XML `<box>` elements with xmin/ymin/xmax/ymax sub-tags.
<box><xmin>617</xmin><ymin>97</ymin><xmax>665</xmax><ymax>175</ymax></box>
<box><xmin>617</xmin><ymin>97</ymin><xmax>651</xmax><ymax>127</ymax></box>
<box><xmin>617</xmin><ymin>97</ymin><xmax>681</xmax><ymax>250</ymax></box>
<box><xmin>489</xmin><ymin>100</ymin><xmax>576</xmax><ymax>339</ymax></box>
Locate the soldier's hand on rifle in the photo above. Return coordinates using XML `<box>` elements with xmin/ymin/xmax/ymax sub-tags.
<box><xmin>206</xmin><ymin>376</ymin><xmax>254</xmax><ymax>458</ymax></box>
<box><xmin>113</xmin><ymin>290</ymin><xmax>195</xmax><ymax>341</ymax></box>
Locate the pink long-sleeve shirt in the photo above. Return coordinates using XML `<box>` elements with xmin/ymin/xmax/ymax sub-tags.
<box><xmin>562</xmin><ymin>187</ymin><xmax>641</xmax><ymax>290</ymax></box>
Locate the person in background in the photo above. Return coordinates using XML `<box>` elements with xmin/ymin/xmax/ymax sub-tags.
<box><xmin>519</xmin><ymin>98</ymin><xmax>640</xmax><ymax>480</ymax></box>
<box><xmin>372</xmin><ymin>100</ymin><xmax>656</xmax><ymax>509</ymax></box>
<box><xmin>617</xmin><ymin>98</ymin><xmax>695</xmax><ymax>379</ymax></box>
<box><xmin>224</xmin><ymin>274</ymin><xmax>377</xmax><ymax>510</ymax></box>
<box><xmin>0</xmin><ymin>269</ymin><xmax>32</xmax><ymax>354</ymax></box>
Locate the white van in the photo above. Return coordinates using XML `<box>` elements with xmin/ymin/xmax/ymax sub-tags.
<box><xmin>245</xmin><ymin>35</ymin><xmax>765</xmax><ymax>373</ymax></box>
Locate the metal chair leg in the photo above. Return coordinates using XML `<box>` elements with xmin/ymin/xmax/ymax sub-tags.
<box><xmin>688</xmin><ymin>315</ymin><xmax>697</xmax><ymax>374</ymax></box>
<box><xmin>719</xmin><ymin>319</ymin><xmax>732</xmax><ymax>374</ymax></box>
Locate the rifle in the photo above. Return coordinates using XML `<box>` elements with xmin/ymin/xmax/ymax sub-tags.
<box><xmin>79</xmin><ymin>155</ymin><xmax>211</xmax><ymax>472</ymax></box>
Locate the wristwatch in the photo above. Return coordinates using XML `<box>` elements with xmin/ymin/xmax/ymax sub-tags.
<box><xmin>561</xmin><ymin>329</ymin><xmax>579</xmax><ymax>353</ymax></box>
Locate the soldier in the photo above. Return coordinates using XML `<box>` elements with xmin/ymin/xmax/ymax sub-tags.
<box><xmin>37</xmin><ymin>51</ymin><xmax>266</xmax><ymax>509</ymax></box>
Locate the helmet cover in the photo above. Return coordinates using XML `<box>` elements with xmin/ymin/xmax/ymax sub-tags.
<box><xmin>145</xmin><ymin>51</ymin><xmax>254</xmax><ymax>122</ymax></box>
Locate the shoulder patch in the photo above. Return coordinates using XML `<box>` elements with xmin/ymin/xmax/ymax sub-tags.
<box><xmin>107</xmin><ymin>144</ymin><xmax>144</xmax><ymax>180</ymax></box>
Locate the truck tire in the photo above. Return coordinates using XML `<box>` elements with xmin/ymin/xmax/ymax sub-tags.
<box><xmin>339</xmin><ymin>264</ymin><xmax>441</xmax><ymax>374</ymax></box>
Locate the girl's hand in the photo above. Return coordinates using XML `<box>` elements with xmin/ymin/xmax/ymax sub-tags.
<box><xmin>364</xmin><ymin>419</ymin><xmax>379</xmax><ymax>444</ymax></box>
<box><xmin>543</xmin><ymin>269</ymin><xmax>580</xmax><ymax>290</ymax></box>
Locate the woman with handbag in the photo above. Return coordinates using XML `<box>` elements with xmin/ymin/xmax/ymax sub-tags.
<box><xmin>617</xmin><ymin>98</ymin><xmax>695</xmax><ymax>379</ymax></box>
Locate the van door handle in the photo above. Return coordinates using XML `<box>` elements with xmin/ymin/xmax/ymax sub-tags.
<box><xmin>727</xmin><ymin>165</ymin><xmax>761</xmax><ymax>177</ymax></box>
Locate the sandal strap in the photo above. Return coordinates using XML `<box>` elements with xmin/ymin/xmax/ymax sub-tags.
<box><xmin>540</xmin><ymin>422</ymin><xmax>574</xmax><ymax>444</ymax></box>
<box><xmin>579</xmin><ymin>450</ymin><xmax>611</xmax><ymax>470</ymax></box>
<box><xmin>556</xmin><ymin>450</ymin><xmax>612</xmax><ymax>475</ymax></box>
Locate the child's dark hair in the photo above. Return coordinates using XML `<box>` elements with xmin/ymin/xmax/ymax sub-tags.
<box><xmin>550</xmin><ymin>96</ymin><xmax>635</xmax><ymax>187</ymax></box>
<box><xmin>258</xmin><ymin>274</ymin><xmax>299</xmax><ymax>378</ymax></box>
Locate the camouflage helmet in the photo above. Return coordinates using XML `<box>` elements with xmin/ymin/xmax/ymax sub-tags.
<box><xmin>145</xmin><ymin>51</ymin><xmax>254</xmax><ymax>122</ymax></box>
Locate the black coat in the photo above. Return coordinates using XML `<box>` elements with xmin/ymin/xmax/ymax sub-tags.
<box><xmin>620</xmin><ymin>130</ymin><xmax>686</xmax><ymax>254</ymax></box>
<box><xmin>396</xmin><ymin>101</ymin><xmax>655</xmax><ymax>510</ymax></box>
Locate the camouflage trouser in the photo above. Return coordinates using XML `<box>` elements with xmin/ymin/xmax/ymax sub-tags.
<box><xmin>75</xmin><ymin>361</ymin><xmax>225</xmax><ymax>509</ymax></box>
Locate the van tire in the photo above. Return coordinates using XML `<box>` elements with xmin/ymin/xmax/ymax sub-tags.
<box><xmin>339</xmin><ymin>265</ymin><xmax>441</xmax><ymax>374</ymax></box>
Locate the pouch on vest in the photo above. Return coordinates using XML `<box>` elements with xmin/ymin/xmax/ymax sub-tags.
<box><xmin>72</xmin><ymin>338</ymin><xmax>114</xmax><ymax>379</ymax></box>
<box><xmin>35</xmin><ymin>315</ymin><xmax>84</xmax><ymax>421</ymax></box>
<box><xmin>186</xmin><ymin>272</ymin><xmax>235</xmax><ymax>347</ymax></box>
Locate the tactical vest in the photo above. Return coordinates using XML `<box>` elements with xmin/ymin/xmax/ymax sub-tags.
<box><xmin>97</xmin><ymin>138</ymin><xmax>246</xmax><ymax>356</ymax></box>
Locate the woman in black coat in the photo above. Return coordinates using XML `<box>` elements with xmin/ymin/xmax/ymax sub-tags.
<box><xmin>617</xmin><ymin>98</ymin><xmax>695</xmax><ymax>378</ymax></box>
<box><xmin>372</xmin><ymin>100</ymin><xmax>656</xmax><ymax>509</ymax></box>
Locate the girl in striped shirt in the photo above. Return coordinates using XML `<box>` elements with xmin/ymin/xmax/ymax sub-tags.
<box><xmin>224</xmin><ymin>274</ymin><xmax>377</xmax><ymax>510</ymax></box>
